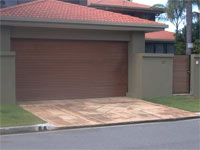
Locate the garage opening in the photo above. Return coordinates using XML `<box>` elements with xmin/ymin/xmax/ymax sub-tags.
<box><xmin>11</xmin><ymin>39</ymin><xmax>128</xmax><ymax>101</ymax></box>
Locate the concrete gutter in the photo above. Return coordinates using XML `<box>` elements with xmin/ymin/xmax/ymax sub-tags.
<box><xmin>1</xmin><ymin>116</ymin><xmax>199</xmax><ymax>135</ymax></box>
<box><xmin>0</xmin><ymin>123</ymin><xmax>55</xmax><ymax>135</ymax></box>
<box><xmin>53</xmin><ymin>116</ymin><xmax>200</xmax><ymax>131</ymax></box>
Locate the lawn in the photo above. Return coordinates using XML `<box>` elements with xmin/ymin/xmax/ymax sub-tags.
<box><xmin>144</xmin><ymin>96</ymin><xmax>200</xmax><ymax>112</ymax></box>
<box><xmin>0</xmin><ymin>105</ymin><xmax>45</xmax><ymax>128</ymax></box>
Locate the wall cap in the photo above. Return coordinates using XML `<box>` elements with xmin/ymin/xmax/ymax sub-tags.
<box><xmin>191</xmin><ymin>54</ymin><xmax>200</xmax><ymax>58</ymax></box>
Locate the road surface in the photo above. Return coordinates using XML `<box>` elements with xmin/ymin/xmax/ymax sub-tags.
<box><xmin>1</xmin><ymin>119</ymin><xmax>200</xmax><ymax>150</ymax></box>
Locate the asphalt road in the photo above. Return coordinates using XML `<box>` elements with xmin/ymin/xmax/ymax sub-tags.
<box><xmin>1</xmin><ymin>119</ymin><xmax>200</xmax><ymax>150</ymax></box>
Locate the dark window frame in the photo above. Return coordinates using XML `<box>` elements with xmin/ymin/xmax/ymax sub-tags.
<box><xmin>145</xmin><ymin>42</ymin><xmax>175</xmax><ymax>54</ymax></box>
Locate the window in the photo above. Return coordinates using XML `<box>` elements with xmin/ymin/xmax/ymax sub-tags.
<box><xmin>155</xmin><ymin>44</ymin><xmax>164</xmax><ymax>53</ymax></box>
<box><xmin>145</xmin><ymin>42</ymin><xmax>175</xmax><ymax>54</ymax></box>
<box><xmin>167</xmin><ymin>44</ymin><xmax>175</xmax><ymax>53</ymax></box>
<box><xmin>145</xmin><ymin>43</ymin><xmax>154</xmax><ymax>53</ymax></box>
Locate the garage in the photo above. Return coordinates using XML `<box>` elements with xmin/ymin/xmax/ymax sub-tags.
<box><xmin>0</xmin><ymin>0</ymin><xmax>168</xmax><ymax>104</ymax></box>
<box><xmin>11</xmin><ymin>39</ymin><xmax>128</xmax><ymax>101</ymax></box>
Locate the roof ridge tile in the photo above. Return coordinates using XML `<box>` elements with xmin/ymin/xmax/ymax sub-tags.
<box><xmin>88</xmin><ymin>0</ymin><xmax>151</xmax><ymax>8</ymax></box>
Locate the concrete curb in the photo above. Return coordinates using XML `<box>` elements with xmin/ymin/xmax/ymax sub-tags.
<box><xmin>53</xmin><ymin>115</ymin><xmax>200</xmax><ymax>131</ymax></box>
<box><xmin>0</xmin><ymin>123</ymin><xmax>55</xmax><ymax>135</ymax></box>
<box><xmin>1</xmin><ymin>116</ymin><xmax>199</xmax><ymax>135</ymax></box>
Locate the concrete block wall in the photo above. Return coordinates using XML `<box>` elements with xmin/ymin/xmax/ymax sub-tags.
<box><xmin>127</xmin><ymin>32</ymin><xmax>174</xmax><ymax>99</ymax></box>
<box><xmin>127</xmin><ymin>53</ymin><xmax>174</xmax><ymax>99</ymax></box>
<box><xmin>0</xmin><ymin>27</ymin><xmax>16</xmax><ymax>104</ymax></box>
<box><xmin>190</xmin><ymin>54</ymin><xmax>200</xmax><ymax>97</ymax></box>
<box><xmin>0</xmin><ymin>51</ymin><xmax>16</xmax><ymax>104</ymax></box>
<box><xmin>142</xmin><ymin>54</ymin><xmax>174</xmax><ymax>98</ymax></box>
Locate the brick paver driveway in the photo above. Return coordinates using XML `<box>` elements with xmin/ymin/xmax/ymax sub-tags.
<box><xmin>19</xmin><ymin>97</ymin><xmax>199</xmax><ymax>128</ymax></box>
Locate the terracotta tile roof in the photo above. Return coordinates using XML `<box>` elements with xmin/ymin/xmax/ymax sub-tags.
<box><xmin>88</xmin><ymin>0</ymin><xmax>151</xmax><ymax>9</ymax></box>
<box><xmin>0</xmin><ymin>0</ymin><xmax>163</xmax><ymax>25</ymax></box>
<box><xmin>145</xmin><ymin>31</ymin><xmax>175</xmax><ymax>40</ymax></box>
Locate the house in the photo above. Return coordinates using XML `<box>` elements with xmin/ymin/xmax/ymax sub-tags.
<box><xmin>0</xmin><ymin>0</ymin><xmax>176</xmax><ymax>54</ymax></box>
<box><xmin>145</xmin><ymin>31</ymin><xmax>175</xmax><ymax>53</ymax></box>
<box><xmin>0</xmin><ymin>0</ymin><xmax>199</xmax><ymax>104</ymax></box>
<box><xmin>1</xmin><ymin>0</ymin><xmax>175</xmax><ymax>104</ymax></box>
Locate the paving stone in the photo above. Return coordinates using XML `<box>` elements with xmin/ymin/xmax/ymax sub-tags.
<box><xmin>19</xmin><ymin>97</ymin><xmax>199</xmax><ymax>127</ymax></box>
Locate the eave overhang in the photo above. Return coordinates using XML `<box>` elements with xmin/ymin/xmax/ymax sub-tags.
<box><xmin>88</xmin><ymin>4</ymin><xmax>164</xmax><ymax>14</ymax></box>
<box><xmin>145</xmin><ymin>38</ymin><xmax>175</xmax><ymax>42</ymax></box>
<box><xmin>0</xmin><ymin>16</ymin><xmax>168</xmax><ymax>32</ymax></box>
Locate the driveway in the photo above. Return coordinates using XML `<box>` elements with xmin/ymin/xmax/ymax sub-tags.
<box><xmin>19</xmin><ymin>97</ymin><xmax>199</xmax><ymax>128</ymax></box>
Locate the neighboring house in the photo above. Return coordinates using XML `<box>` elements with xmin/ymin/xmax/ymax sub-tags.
<box><xmin>0</xmin><ymin>0</ymin><xmax>32</xmax><ymax>8</ymax></box>
<box><xmin>0</xmin><ymin>0</ymin><xmax>175</xmax><ymax>54</ymax></box>
<box><xmin>145</xmin><ymin>31</ymin><xmax>175</xmax><ymax>54</ymax></box>
<box><xmin>86</xmin><ymin>0</ymin><xmax>176</xmax><ymax>54</ymax></box>
<box><xmin>87</xmin><ymin>0</ymin><xmax>163</xmax><ymax>21</ymax></box>
<box><xmin>0</xmin><ymin>0</ymin><xmax>172</xmax><ymax>104</ymax></box>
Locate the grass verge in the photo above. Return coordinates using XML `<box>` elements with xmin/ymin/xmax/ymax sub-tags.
<box><xmin>0</xmin><ymin>105</ymin><xmax>45</xmax><ymax>128</ymax></box>
<box><xmin>143</xmin><ymin>96</ymin><xmax>200</xmax><ymax>112</ymax></box>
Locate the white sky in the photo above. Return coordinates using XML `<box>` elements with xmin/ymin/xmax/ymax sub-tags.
<box><xmin>132</xmin><ymin>0</ymin><xmax>200</xmax><ymax>32</ymax></box>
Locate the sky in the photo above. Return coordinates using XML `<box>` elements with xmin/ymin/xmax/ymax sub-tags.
<box><xmin>132</xmin><ymin>0</ymin><xmax>200</xmax><ymax>32</ymax></box>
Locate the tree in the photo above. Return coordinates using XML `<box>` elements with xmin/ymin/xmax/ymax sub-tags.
<box><xmin>193</xmin><ymin>39</ymin><xmax>200</xmax><ymax>53</ymax></box>
<box><xmin>152</xmin><ymin>0</ymin><xmax>186</xmax><ymax>34</ymax></box>
<box><xmin>176</xmin><ymin>21</ymin><xmax>200</xmax><ymax>54</ymax></box>
<box><xmin>152</xmin><ymin>0</ymin><xmax>200</xmax><ymax>54</ymax></box>
<box><xmin>152</xmin><ymin>0</ymin><xmax>199</xmax><ymax>32</ymax></box>
<box><xmin>192</xmin><ymin>0</ymin><xmax>200</xmax><ymax>8</ymax></box>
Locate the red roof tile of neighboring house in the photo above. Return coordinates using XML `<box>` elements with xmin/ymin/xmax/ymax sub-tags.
<box><xmin>88</xmin><ymin>0</ymin><xmax>151</xmax><ymax>9</ymax></box>
<box><xmin>0</xmin><ymin>0</ymin><xmax>163</xmax><ymax>25</ymax></box>
<box><xmin>145</xmin><ymin>31</ymin><xmax>175</xmax><ymax>40</ymax></box>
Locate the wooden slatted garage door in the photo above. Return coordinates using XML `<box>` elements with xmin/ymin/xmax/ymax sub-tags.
<box><xmin>11</xmin><ymin>39</ymin><xmax>128</xmax><ymax>101</ymax></box>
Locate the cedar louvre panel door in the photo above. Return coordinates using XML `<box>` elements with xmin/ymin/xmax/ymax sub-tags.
<box><xmin>173</xmin><ymin>55</ymin><xmax>190</xmax><ymax>94</ymax></box>
<box><xmin>11</xmin><ymin>39</ymin><xmax>128</xmax><ymax>101</ymax></box>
